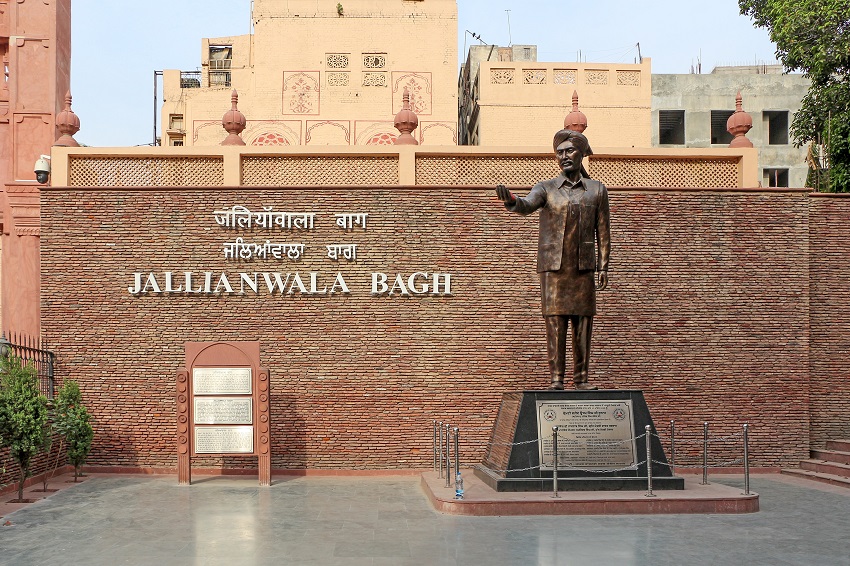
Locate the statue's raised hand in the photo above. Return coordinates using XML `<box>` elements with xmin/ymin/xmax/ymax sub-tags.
<box><xmin>495</xmin><ymin>184</ymin><xmax>516</xmax><ymax>204</ymax></box>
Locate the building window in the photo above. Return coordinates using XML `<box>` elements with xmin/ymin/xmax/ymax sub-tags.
<box><xmin>209</xmin><ymin>45</ymin><xmax>232</xmax><ymax>87</ymax></box>
<box><xmin>658</xmin><ymin>110</ymin><xmax>685</xmax><ymax>145</ymax></box>
<box><xmin>168</xmin><ymin>115</ymin><xmax>184</xmax><ymax>131</ymax></box>
<box><xmin>763</xmin><ymin>168</ymin><xmax>789</xmax><ymax>187</ymax></box>
<box><xmin>710</xmin><ymin>110</ymin><xmax>735</xmax><ymax>145</ymax></box>
<box><xmin>764</xmin><ymin>110</ymin><xmax>789</xmax><ymax>145</ymax></box>
<box><xmin>180</xmin><ymin>71</ymin><xmax>201</xmax><ymax>89</ymax></box>
<box><xmin>171</xmin><ymin>139</ymin><xmax>184</xmax><ymax>147</ymax></box>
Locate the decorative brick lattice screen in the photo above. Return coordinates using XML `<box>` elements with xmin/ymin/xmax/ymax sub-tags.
<box><xmin>588</xmin><ymin>157</ymin><xmax>739</xmax><ymax>188</ymax></box>
<box><xmin>490</xmin><ymin>69</ymin><xmax>515</xmax><ymax>84</ymax></box>
<box><xmin>327</xmin><ymin>72</ymin><xmax>349</xmax><ymax>87</ymax></box>
<box><xmin>68</xmin><ymin>157</ymin><xmax>225</xmax><ymax>187</ymax></box>
<box><xmin>415</xmin><ymin>155</ymin><xmax>556</xmax><ymax>186</ymax></box>
<box><xmin>362</xmin><ymin>72</ymin><xmax>387</xmax><ymax>87</ymax></box>
<box><xmin>242</xmin><ymin>156</ymin><xmax>399</xmax><ymax>186</ymax></box>
<box><xmin>617</xmin><ymin>70</ymin><xmax>641</xmax><ymax>86</ymax></box>
<box><xmin>585</xmin><ymin>70</ymin><xmax>609</xmax><ymax>85</ymax></box>
<box><xmin>553</xmin><ymin>69</ymin><xmax>577</xmax><ymax>84</ymax></box>
<box><xmin>326</xmin><ymin>54</ymin><xmax>349</xmax><ymax>68</ymax></box>
<box><xmin>522</xmin><ymin>69</ymin><xmax>547</xmax><ymax>84</ymax></box>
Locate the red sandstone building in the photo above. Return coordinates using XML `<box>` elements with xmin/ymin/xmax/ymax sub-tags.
<box><xmin>1</xmin><ymin>1</ymin><xmax>849</xmax><ymax>487</ymax></box>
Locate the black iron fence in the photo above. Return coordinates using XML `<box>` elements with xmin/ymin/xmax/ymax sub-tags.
<box><xmin>0</xmin><ymin>332</ymin><xmax>55</xmax><ymax>399</ymax></box>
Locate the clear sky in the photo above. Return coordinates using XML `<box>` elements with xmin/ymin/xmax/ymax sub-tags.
<box><xmin>69</xmin><ymin>0</ymin><xmax>778</xmax><ymax>147</ymax></box>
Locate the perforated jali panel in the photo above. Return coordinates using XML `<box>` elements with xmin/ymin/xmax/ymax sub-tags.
<box><xmin>69</xmin><ymin>157</ymin><xmax>224</xmax><ymax>187</ymax></box>
<box><xmin>415</xmin><ymin>156</ymin><xmax>556</xmax><ymax>186</ymax></box>
<box><xmin>587</xmin><ymin>157</ymin><xmax>739</xmax><ymax>188</ymax></box>
<box><xmin>242</xmin><ymin>156</ymin><xmax>399</xmax><ymax>186</ymax></box>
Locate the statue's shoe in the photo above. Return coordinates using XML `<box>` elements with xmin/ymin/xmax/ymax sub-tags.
<box><xmin>575</xmin><ymin>382</ymin><xmax>598</xmax><ymax>390</ymax></box>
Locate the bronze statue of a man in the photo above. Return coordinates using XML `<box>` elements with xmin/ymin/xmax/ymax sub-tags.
<box><xmin>496</xmin><ymin>129</ymin><xmax>610</xmax><ymax>390</ymax></box>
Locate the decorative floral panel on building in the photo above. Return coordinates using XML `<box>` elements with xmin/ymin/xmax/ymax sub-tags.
<box><xmin>244</xmin><ymin>121</ymin><xmax>302</xmax><ymax>146</ymax></box>
<box><xmin>283</xmin><ymin>71</ymin><xmax>320</xmax><ymax>115</ymax></box>
<box><xmin>193</xmin><ymin>120</ymin><xmax>302</xmax><ymax>146</ymax></box>
<box><xmin>305</xmin><ymin>120</ymin><xmax>351</xmax><ymax>145</ymax></box>
<box><xmin>193</xmin><ymin>120</ymin><xmax>223</xmax><ymax>145</ymax></box>
<box><xmin>392</xmin><ymin>72</ymin><xmax>432</xmax><ymax>116</ymax></box>
<box><xmin>419</xmin><ymin>122</ymin><xmax>457</xmax><ymax>145</ymax></box>
<box><xmin>355</xmin><ymin>121</ymin><xmax>397</xmax><ymax>146</ymax></box>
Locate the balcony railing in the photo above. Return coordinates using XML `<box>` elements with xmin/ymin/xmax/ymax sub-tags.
<box><xmin>180</xmin><ymin>71</ymin><xmax>202</xmax><ymax>89</ymax></box>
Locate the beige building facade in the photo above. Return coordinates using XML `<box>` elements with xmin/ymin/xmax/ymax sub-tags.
<box><xmin>459</xmin><ymin>45</ymin><xmax>652</xmax><ymax>148</ymax></box>
<box><xmin>161</xmin><ymin>0</ymin><xmax>459</xmax><ymax>147</ymax></box>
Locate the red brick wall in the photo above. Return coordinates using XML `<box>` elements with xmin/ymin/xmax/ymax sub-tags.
<box><xmin>0</xmin><ymin>435</ymin><xmax>67</xmax><ymax>491</ymax></box>
<box><xmin>809</xmin><ymin>194</ymin><xmax>850</xmax><ymax>448</ymax></box>
<box><xmin>39</xmin><ymin>186</ymin><xmax>815</xmax><ymax>470</ymax></box>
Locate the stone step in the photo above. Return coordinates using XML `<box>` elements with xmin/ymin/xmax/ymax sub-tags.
<box><xmin>825</xmin><ymin>440</ymin><xmax>850</xmax><ymax>452</ymax></box>
<box><xmin>781</xmin><ymin>468</ymin><xmax>850</xmax><ymax>488</ymax></box>
<box><xmin>811</xmin><ymin>449</ymin><xmax>850</xmax><ymax>466</ymax></box>
<box><xmin>799</xmin><ymin>459</ymin><xmax>850</xmax><ymax>478</ymax></box>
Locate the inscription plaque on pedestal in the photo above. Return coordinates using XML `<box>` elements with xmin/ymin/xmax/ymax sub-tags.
<box><xmin>194</xmin><ymin>398</ymin><xmax>253</xmax><ymax>425</ymax></box>
<box><xmin>477</xmin><ymin>391</ymin><xmax>681</xmax><ymax>491</ymax></box>
<box><xmin>193</xmin><ymin>368</ymin><xmax>252</xmax><ymax>395</ymax></box>
<box><xmin>194</xmin><ymin>426</ymin><xmax>254</xmax><ymax>453</ymax></box>
<box><xmin>536</xmin><ymin>399</ymin><xmax>637</xmax><ymax>471</ymax></box>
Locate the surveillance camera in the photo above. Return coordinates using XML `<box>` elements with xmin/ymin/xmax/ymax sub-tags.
<box><xmin>34</xmin><ymin>155</ymin><xmax>51</xmax><ymax>185</ymax></box>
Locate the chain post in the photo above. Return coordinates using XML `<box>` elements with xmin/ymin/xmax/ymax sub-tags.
<box><xmin>445</xmin><ymin>424</ymin><xmax>452</xmax><ymax>488</ymax></box>
<box><xmin>453</xmin><ymin>427</ymin><xmax>460</xmax><ymax>478</ymax></box>
<box><xmin>433</xmin><ymin>421</ymin><xmax>438</xmax><ymax>471</ymax></box>
<box><xmin>670</xmin><ymin>420</ymin><xmax>676</xmax><ymax>467</ymax></box>
<box><xmin>645</xmin><ymin>425</ymin><xmax>656</xmax><ymax>497</ymax></box>
<box><xmin>701</xmin><ymin>421</ymin><xmax>710</xmax><ymax>485</ymax></box>
<box><xmin>551</xmin><ymin>426</ymin><xmax>560</xmax><ymax>499</ymax></box>
<box><xmin>743</xmin><ymin>423</ymin><xmax>750</xmax><ymax>496</ymax></box>
<box><xmin>438</xmin><ymin>421</ymin><xmax>443</xmax><ymax>478</ymax></box>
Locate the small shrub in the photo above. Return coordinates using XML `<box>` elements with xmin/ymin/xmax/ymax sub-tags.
<box><xmin>0</xmin><ymin>356</ymin><xmax>49</xmax><ymax>500</ymax></box>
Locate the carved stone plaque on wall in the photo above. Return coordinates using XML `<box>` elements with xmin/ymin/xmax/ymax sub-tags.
<box><xmin>193</xmin><ymin>368</ymin><xmax>252</xmax><ymax>394</ymax></box>
<box><xmin>194</xmin><ymin>426</ymin><xmax>254</xmax><ymax>453</ymax></box>
<box><xmin>194</xmin><ymin>397</ymin><xmax>253</xmax><ymax>425</ymax></box>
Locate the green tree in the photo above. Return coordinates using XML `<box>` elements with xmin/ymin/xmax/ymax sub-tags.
<box><xmin>53</xmin><ymin>380</ymin><xmax>94</xmax><ymax>481</ymax></box>
<box><xmin>740</xmin><ymin>0</ymin><xmax>850</xmax><ymax>191</ymax></box>
<box><xmin>0</xmin><ymin>356</ymin><xmax>49</xmax><ymax>500</ymax></box>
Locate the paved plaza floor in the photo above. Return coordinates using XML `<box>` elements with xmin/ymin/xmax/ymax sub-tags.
<box><xmin>1</xmin><ymin>472</ymin><xmax>849</xmax><ymax>565</ymax></box>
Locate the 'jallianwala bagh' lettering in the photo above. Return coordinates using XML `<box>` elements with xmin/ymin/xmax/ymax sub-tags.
<box><xmin>128</xmin><ymin>271</ymin><xmax>452</xmax><ymax>296</ymax></box>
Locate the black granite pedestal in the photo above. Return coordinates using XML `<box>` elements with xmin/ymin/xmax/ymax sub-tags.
<box><xmin>475</xmin><ymin>390</ymin><xmax>684</xmax><ymax>492</ymax></box>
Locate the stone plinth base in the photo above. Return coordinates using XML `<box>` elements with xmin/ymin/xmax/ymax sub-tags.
<box><xmin>422</xmin><ymin>472</ymin><xmax>758</xmax><ymax>515</ymax></box>
<box><xmin>479</xmin><ymin>390</ymin><xmax>683</xmax><ymax>491</ymax></box>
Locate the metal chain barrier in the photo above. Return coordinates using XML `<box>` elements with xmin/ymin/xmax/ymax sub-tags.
<box><xmin>430</xmin><ymin>418</ymin><xmax>753</xmax><ymax>495</ymax></box>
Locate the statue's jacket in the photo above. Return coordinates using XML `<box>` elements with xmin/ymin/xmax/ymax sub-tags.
<box><xmin>506</xmin><ymin>174</ymin><xmax>611</xmax><ymax>274</ymax></box>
